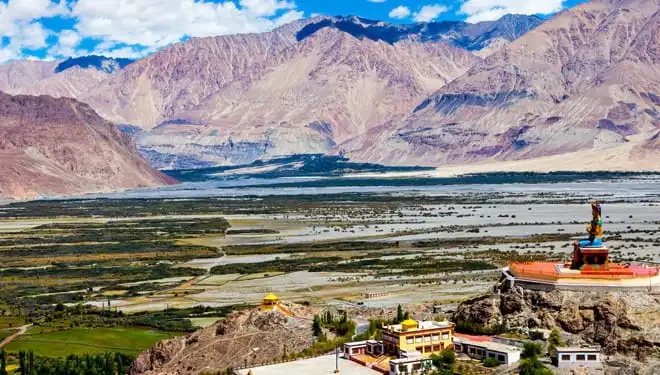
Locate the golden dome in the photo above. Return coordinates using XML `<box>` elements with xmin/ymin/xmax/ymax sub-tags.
<box><xmin>401</xmin><ymin>319</ymin><xmax>418</xmax><ymax>330</ymax></box>
<box><xmin>263</xmin><ymin>293</ymin><xmax>280</xmax><ymax>302</ymax></box>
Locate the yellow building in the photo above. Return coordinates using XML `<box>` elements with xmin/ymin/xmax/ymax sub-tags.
<box><xmin>260</xmin><ymin>293</ymin><xmax>280</xmax><ymax>312</ymax></box>
<box><xmin>382</xmin><ymin>319</ymin><xmax>455</xmax><ymax>357</ymax></box>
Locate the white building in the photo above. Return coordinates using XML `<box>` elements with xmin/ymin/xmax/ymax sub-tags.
<box><xmin>389</xmin><ymin>351</ymin><xmax>433</xmax><ymax>375</ymax></box>
<box><xmin>453</xmin><ymin>337</ymin><xmax>521</xmax><ymax>366</ymax></box>
<box><xmin>556</xmin><ymin>347</ymin><xmax>601</xmax><ymax>368</ymax></box>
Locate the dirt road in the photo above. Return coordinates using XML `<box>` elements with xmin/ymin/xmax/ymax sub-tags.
<box><xmin>0</xmin><ymin>324</ymin><xmax>32</xmax><ymax>348</ymax></box>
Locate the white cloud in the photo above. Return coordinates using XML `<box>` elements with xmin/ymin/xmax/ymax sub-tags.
<box><xmin>460</xmin><ymin>0</ymin><xmax>565</xmax><ymax>23</ymax></box>
<box><xmin>0</xmin><ymin>0</ymin><xmax>306</xmax><ymax>63</ymax></box>
<box><xmin>0</xmin><ymin>48</ymin><xmax>18</xmax><ymax>63</ymax></box>
<box><xmin>72</xmin><ymin>0</ymin><xmax>303</xmax><ymax>49</ymax></box>
<box><xmin>388</xmin><ymin>6</ymin><xmax>411</xmax><ymax>19</ymax></box>
<box><xmin>11</xmin><ymin>22</ymin><xmax>50</xmax><ymax>50</ymax></box>
<box><xmin>0</xmin><ymin>0</ymin><xmax>66</xmax><ymax>61</ymax></box>
<box><xmin>413</xmin><ymin>4</ymin><xmax>448</xmax><ymax>22</ymax></box>
<box><xmin>239</xmin><ymin>0</ymin><xmax>296</xmax><ymax>17</ymax></box>
<box><xmin>49</xmin><ymin>30</ymin><xmax>82</xmax><ymax>58</ymax></box>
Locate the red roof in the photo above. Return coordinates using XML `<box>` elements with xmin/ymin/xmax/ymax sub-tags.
<box><xmin>454</xmin><ymin>333</ymin><xmax>493</xmax><ymax>343</ymax></box>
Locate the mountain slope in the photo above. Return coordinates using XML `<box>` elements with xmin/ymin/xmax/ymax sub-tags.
<box><xmin>0</xmin><ymin>56</ymin><xmax>132</xmax><ymax>99</ymax></box>
<box><xmin>0</xmin><ymin>92</ymin><xmax>175</xmax><ymax>200</ymax></box>
<box><xmin>0</xmin><ymin>15</ymin><xmax>545</xmax><ymax>170</ymax></box>
<box><xmin>143</xmin><ymin>27</ymin><xmax>477</xmax><ymax>167</ymax></box>
<box><xmin>0</xmin><ymin>60</ymin><xmax>59</xmax><ymax>94</ymax></box>
<box><xmin>79</xmin><ymin>17</ymin><xmax>493</xmax><ymax>168</ymax></box>
<box><xmin>345</xmin><ymin>0</ymin><xmax>660</xmax><ymax>167</ymax></box>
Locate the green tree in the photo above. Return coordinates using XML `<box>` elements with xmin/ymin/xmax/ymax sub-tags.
<box><xmin>547</xmin><ymin>329</ymin><xmax>564</xmax><ymax>360</ymax></box>
<box><xmin>0</xmin><ymin>349</ymin><xmax>7</xmax><ymax>375</ymax></box>
<box><xmin>396</xmin><ymin>305</ymin><xmax>404</xmax><ymax>324</ymax></box>
<box><xmin>522</xmin><ymin>342</ymin><xmax>543</xmax><ymax>359</ymax></box>
<box><xmin>430</xmin><ymin>349</ymin><xmax>455</xmax><ymax>374</ymax></box>
<box><xmin>482</xmin><ymin>357</ymin><xmax>500</xmax><ymax>368</ymax></box>
<box><xmin>519</xmin><ymin>358</ymin><xmax>553</xmax><ymax>375</ymax></box>
<box><xmin>519</xmin><ymin>342</ymin><xmax>552</xmax><ymax>375</ymax></box>
<box><xmin>312</xmin><ymin>315</ymin><xmax>323</xmax><ymax>337</ymax></box>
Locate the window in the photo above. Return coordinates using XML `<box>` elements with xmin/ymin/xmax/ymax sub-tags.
<box><xmin>454</xmin><ymin>344</ymin><xmax>462</xmax><ymax>352</ymax></box>
<box><xmin>488</xmin><ymin>353</ymin><xmax>496</xmax><ymax>358</ymax></box>
<box><xmin>425</xmin><ymin>346</ymin><xmax>432</xmax><ymax>353</ymax></box>
<box><xmin>433</xmin><ymin>334</ymin><xmax>440</xmax><ymax>341</ymax></box>
<box><xmin>425</xmin><ymin>336</ymin><xmax>431</xmax><ymax>342</ymax></box>
<box><xmin>469</xmin><ymin>348</ymin><xmax>476</xmax><ymax>355</ymax></box>
<box><xmin>576</xmin><ymin>355</ymin><xmax>586</xmax><ymax>361</ymax></box>
<box><xmin>415</xmin><ymin>337</ymin><xmax>423</xmax><ymax>344</ymax></box>
<box><xmin>587</xmin><ymin>354</ymin><xmax>597</xmax><ymax>361</ymax></box>
<box><xmin>407</xmin><ymin>338</ymin><xmax>413</xmax><ymax>344</ymax></box>
<box><xmin>498</xmin><ymin>355</ymin><xmax>505</xmax><ymax>362</ymax></box>
<box><xmin>442</xmin><ymin>333</ymin><xmax>449</xmax><ymax>340</ymax></box>
<box><xmin>561</xmin><ymin>354</ymin><xmax>571</xmax><ymax>361</ymax></box>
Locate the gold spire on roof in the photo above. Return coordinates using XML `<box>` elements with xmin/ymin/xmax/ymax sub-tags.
<box><xmin>401</xmin><ymin>319</ymin><xmax>418</xmax><ymax>330</ymax></box>
<box><xmin>263</xmin><ymin>293</ymin><xmax>279</xmax><ymax>301</ymax></box>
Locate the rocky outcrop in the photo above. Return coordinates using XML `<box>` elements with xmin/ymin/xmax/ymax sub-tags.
<box><xmin>454</xmin><ymin>287</ymin><xmax>660</xmax><ymax>356</ymax></box>
<box><xmin>130</xmin><ymin>307</ymin><xmax>314</xmax><ymax>375</ymax></box>
<box><xmin>0</xmin><ymin>92</ymin><xmax>175</xmax><ymax>200</ymax></box>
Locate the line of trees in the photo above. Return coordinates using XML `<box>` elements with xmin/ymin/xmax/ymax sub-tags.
<box><xmin>15</xmin><ymin>350</ymin><xmax>133</xmax><ymax>375</ymax></box>
<box><xmin>1</xmin><ymin>349</ymin><xmax>8</xmax><ymax>375</ymax></box>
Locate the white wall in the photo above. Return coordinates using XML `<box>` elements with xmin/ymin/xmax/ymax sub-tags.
<box><xmin>558</xmin><ymin>352</ymin><xmax>601</xmax><ymax>368</ymax></box>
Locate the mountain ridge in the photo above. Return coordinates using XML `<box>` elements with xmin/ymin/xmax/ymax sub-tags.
<box><xmin>343</xmin><ymin>0</ymin><xmax>660</xmax><ymax>167</ymax></box>
<box><xmin>0</xmin><ymin>92</ymin><xmax>175</xmax><ymax>200</ymax></box>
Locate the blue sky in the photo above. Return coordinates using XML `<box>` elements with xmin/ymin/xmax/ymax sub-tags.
<box><xmin>0</xmin><ymin>0</ymin><xmax>589</xmax><ymax>63</ymax></box>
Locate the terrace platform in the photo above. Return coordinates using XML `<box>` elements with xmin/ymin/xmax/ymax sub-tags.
<box><xmin>236</xmin><ymin>354</ymin><xmax>380</xmax><ymax>375</ymax></box>
<box><xmin>503</xmin><ymin>262</ymin><xmax>660</xmax><ymax>292</ymax></box>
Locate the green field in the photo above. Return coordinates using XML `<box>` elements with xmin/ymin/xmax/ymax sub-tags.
<box><xmin>0</xmin><ymin>316</ymin><xmax>26</xmax><ymax>329</ymax></box>
<box><xmin>0</xmin><ymin>327</ymin><xmax>16</xmax><ymax>341</ymax></box>
<box><xmin>189</xmin><ymin>317</ymin><xmax>223</xmax><ymax>328</ymax></box>
<box><xmin>4</xmin><ymin>327</ymin><xmax>179</xmax><ymax>357</ymax></box>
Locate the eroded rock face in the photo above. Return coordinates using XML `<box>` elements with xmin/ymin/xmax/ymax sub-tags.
<box><xmin>0</xmin><ymin>92</ymin><xmax>175</xmax><ymax>200</ymax></box>
<box><xmin>129</xmin><ymin>306</ymin><xmax>315</xmax><ymax>375</ymax></box>
<box><xmin>348</xmin><ymin>0</ymin><xmax>660</xmax><ymax>168</ymax></box>
<box><xmin>454</xmin><ymin>288</ymin><xmax>660</xmax><ymax>355</ymax></box>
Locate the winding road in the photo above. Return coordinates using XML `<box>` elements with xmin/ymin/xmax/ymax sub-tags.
<box><xmin>0</xmin><ymin>324</ymin><xmax>32</xmax><ymax>348</ymax></box>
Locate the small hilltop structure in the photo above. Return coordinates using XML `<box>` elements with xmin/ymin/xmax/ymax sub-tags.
<box><xmin>259</xmin><ymin>293</ymin><xmax>311</xmax><ymax>321</ymax></box>
<box><xmin>502</xmin><ymin>202</ymin><xmax>660</xmax><ymax>291</ymax></box>
<box><xmin>260</xmin><ymin>293</ymin><xmax>281</xmax><ymax>312</ymax></box>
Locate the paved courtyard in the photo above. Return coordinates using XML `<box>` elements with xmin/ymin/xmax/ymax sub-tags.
<box><xmin>237</xmin><ymin>354</ymin><xmax>380</xmax><ymax>375</ymax></box>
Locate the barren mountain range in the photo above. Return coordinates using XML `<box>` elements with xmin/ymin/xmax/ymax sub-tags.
<box><xmin>0</xmin><ymin>92</ymin><xmax>174</xmax><ymax>200</ymax></box>
<box><xmin>0</xmin><ymin>0</ymin><xmax>658</xmax><ymax>185</ymax></box>
<box><xmin>0</xmin><ymin>14</ymin><xmax>543</xmax><ymax>170</ymax></box>
<box><xmin>346</xmin><ymin>0</ymin><xmax>660</xmax><ymax>168</ymax></box>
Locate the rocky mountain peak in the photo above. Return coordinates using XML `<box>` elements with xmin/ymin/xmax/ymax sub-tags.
<box><xmin>296</xmin><ymin>14</ymin><xmax>544</xmax><ymax>51</ymax></box>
